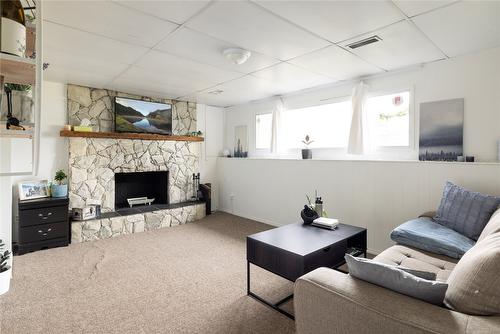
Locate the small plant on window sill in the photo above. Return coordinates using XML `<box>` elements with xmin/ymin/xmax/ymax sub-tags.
<box><xmin>301</xmin><ymin>135</ymin><xmax>314</xmax><ymax>159</ymax></box>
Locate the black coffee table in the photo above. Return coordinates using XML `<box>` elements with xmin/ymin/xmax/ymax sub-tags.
<box><xmin>246</xmin><ymin>222</ymin><xmax>367</xmax><ymax>319</ymax></box>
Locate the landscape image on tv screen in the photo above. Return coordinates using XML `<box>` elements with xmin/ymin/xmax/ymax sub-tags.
<box><xmin>115</xmin><ymin>97</ymin><xmax>172</xmax><ymax>135</ymax></box>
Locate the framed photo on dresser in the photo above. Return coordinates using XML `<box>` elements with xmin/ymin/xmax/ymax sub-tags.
<box><xmin>18</xmin><ymin>180</ymin><xmax>49</xmax><ymax>201</ymax></box>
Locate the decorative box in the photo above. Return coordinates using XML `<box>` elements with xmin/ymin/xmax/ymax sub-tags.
<box><xmin>72</xmin><ymin>206</ymin><xmax>98</xmax><ymax>221</ymax></box>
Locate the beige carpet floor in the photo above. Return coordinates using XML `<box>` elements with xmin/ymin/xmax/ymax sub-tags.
<box><xmin>0</xmin><ymin>212</ymin><xmax>296</xmax><ymax>334</ymax></box>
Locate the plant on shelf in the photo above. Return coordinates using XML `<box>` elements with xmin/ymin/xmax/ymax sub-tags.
<box><xmin>0</xmin><ymin>239</ymin><xmax>12</xmax><ymax>295</ymax></box>
<box><xmin>51</xmin><ymin>169</ymin><xmax>68</xmax><ymax>198</ymax></box>
<box><xmin>301</xmin><ymin>135</ymin><xmax>314</xmax><ymax>159</ymax></box>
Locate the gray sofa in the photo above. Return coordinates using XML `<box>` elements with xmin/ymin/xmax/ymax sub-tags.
<box><xmin>294</xmin><ymin>209</ymin><xmax>500</xmax><ymax>334</ymax></box>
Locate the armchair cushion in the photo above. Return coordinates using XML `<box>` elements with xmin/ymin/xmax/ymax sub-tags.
<box><xmin>478</xmin><ymin>207</ymin><xmax>500</xmax><ymax>242</ymax></box>
<box><xmin>445</xmin><ymin>232</ymin><xmax>500</xmax><ymax>315</ymax></box>
<box><xmin>390</xmin><ymin>217</ymin><xmax>475</xmax><ymax>259</ymax></box>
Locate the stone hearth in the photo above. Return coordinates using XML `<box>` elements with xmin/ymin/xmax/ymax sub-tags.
<box><xmin>71</xmin><ymin>203</ymin><xmax>205</xmax><ymax>243</ymax></box>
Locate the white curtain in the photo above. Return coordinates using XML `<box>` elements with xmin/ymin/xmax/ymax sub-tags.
<box><xmin>270</xmin><ymin>97</ymin><xmax>284</xmax><ymax>155</ymax></box>
<box><xmin>347</xmin><ymin>81</ymin><xmax>369</xmax><ymax>155</ymax></box>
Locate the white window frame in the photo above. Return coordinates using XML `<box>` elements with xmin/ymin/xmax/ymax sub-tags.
<box><xmin>281</xmin><ymin>96</ymin><xmax>352</xmax><ymax>150</ymax></box>
<box><xmin>364</xmin><ymin>87</ymin><xmax>416</xmax><ymax>158</ymax></box>
<box><xmin>254</xmin><ymin>112</ymin><xmax>273</xmax><ymax>152</ymax></box>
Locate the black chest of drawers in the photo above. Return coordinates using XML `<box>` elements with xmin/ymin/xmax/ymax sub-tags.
<box><xmin>15</xmin><ymin>197</ymin><xmax>70</xmax><ymax>255</ymax></box>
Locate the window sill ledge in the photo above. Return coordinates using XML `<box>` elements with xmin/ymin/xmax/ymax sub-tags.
<box><xmin>217</xmin><ymin>157</ymin><xmax>500</xmax><ymax>166</ymax></box>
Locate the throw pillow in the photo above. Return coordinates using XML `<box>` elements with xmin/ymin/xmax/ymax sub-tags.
<box><xmin>445</xmin><ymin>232</ymin><xmax>500</xmax><ymax>315</ymax></box>
<box><xmin>390</xmin><ymin>217</ymin><xmax>475</xmax><ymax>259</ymax></box>
<box><xmin>434</xmin><ymin>182</ymin><xmax>500</xmax><ymax>240</ymax></box>
<box><xmin>345</xmin><ymin>254</ymin><xmax>448</xmax><ymax>305</ymax></box>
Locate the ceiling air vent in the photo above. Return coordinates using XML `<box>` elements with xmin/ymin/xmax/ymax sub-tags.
<box><xmin>347</xmin><ymin>35</ymin><xmax>382</xmax><ymax>49</ymax></box>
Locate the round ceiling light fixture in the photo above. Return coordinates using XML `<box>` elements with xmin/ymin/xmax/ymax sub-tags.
<box><xmin>222</xmin><ymin>48</ymin><xmax>252</xmax><ymax>65</ymax></box>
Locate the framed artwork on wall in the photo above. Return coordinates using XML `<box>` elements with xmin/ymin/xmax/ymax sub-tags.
<box><xmin>234</xmin><ymin>125</ymin><xmax>248</xmax><ymax>158</ymax></box>
<box><xmin>18</xmin><ymin>180</ymin><xmax>49</xmax><ymax>201</ymax></box>
<box><xmin>419</xmin><ymin>98</ymin><xmax>464</xmax><ymax>161</ymax></box>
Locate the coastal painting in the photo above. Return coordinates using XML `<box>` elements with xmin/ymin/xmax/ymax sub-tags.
<box><xmin>115</xmin><ymin>97</ymin><xmax>172</xmax><ymax>135</ymax></box>
<box><xmin>234</xmin><ymin>125</ymin><xmax>248</xmax><ymax>158</ymax></box>
<box><xmin>419</xmin><ymin>98</ymin><xmax>464</xmax><ymax>161</ymax></box>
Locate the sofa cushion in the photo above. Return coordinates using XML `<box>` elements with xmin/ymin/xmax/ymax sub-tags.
<box><xmin>374</xmin><ymin>245</ymin><xmax>457</xmax><ymax>282</ymax></box>
<box><xmin>434</xmin><ymin>181</ymin><xmax>500</xmax><ymax>240</ymax></box>
<box><xmin>478</xmin><ymin>208</ymin><xmax>500</xmax><ymax>242</ymax></box>
<box><xmin>345</xmin><ymin>254</ymin><xmax>448</xmax><ymax>305</ymax></box>
<box><xmin>445</xmin><ymin>232</ymin><xmax>500</xmax><ymax>315</ymax></box>
<box><xmin>390</xmin><ymin>217</ymin><xmax>475</xmax><ymax>259</ymax></box>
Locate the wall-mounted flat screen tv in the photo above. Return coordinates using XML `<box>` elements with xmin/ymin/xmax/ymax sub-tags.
<box><xmin>114</xmin><ymin>97</ymin><xmax>172</xmax><ymax>135</ymax></box>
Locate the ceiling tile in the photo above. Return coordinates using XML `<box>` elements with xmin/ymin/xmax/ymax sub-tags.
<box><xmin>113</xmin><ymin>65</ymin><xmax>216</xmax><ymax>95</ymax></box>
<box><xmin>115</xmin><ymin>0</ymin><xmax>210</xmax><ymax>24</ymax></box>
<box><xmin>43</xmin><ymin>48</ymin><xmax>130</xmax><ymax>82</ymax></box>
<box><xmin>43</xmin><ymin>21</ymin><xmax>148</xmax><ymax>65</ymax></box>
<box><xmin>341</xmin><ymin>20</ymin><xmax>445</xmax><ymax>70</ymax></box>
<box><xmin>393</xmin><ymin>1</ymin><xmax>458</xmax><ymax>17</ymax></box>
<box><xmin>185</xmin><ymin>75</ymin><xmax>284</xmax><ymax>107</ymax></box>
<box><xmin>256</xmin><ymin>1</ymin><xmax>403</xmax><ymax>43</ymax></box>
<box><xmin>412</xmin><ymin>1</ymin><xmax>500</xmax><ymax>57</ymax></box>
<box><xmin>288</xmin><ymin>45</ymin><xmax>382</xmax><ymax>80</ymax></box>
<box><xmin>106</xmin><ymin>76</ymin><xmax>187</xmax><ymax>100</ymax></box>
<box><xmin>43</xmin><ymin>1</ymin><xmax>178</xmax><ymax>47</ymax></box>
<box><xmin>44</xmin><ymin>67</ymin><xmax>114</xmax><ymax>90</ymax></box>
<box><xmin>251</xmin><ymin>62</ymin><xmax>335</xmax><ymax>93</ymax></box>
<box><xmin>185</xmin><ymin>1</ymin><xmax>330</xmax><ymax>60</ymax></box>
<box><xmin>155</xmin><ymin>27</ymin><xmax>280</xmax><ymax>74</ymax></box>
<box><xmin>133</xmin><ymin>50</ymin><xmax>244</xmax><ymax>85</ymax></box>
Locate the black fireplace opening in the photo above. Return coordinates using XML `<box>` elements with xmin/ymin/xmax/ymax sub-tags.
<box><xmin>115</xmin><ymin>171</ymin><xmax>168</xmax><ymax>210</ymax></box>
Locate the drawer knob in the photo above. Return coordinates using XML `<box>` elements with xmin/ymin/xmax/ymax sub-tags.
<box><xmin>47</xmin><ymin>212</ymin><xmax>52</xmax><ymax>216</ymax></box>
<box><xmin>38</xmin><ymin>213</ymin><xmax>43</xmax><ymax>217</ymax></box>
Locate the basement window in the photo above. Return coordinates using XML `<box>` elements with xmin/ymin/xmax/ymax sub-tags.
<box><xmin>256</xmin><ymin>113</ymin><xmax>272</xmax><ymax>149</ymax></box>
<box><xmin>365</xmin><ymin>91</ymin><xmax>410</xmax><ymax>147</ymax></box>
<box><xmin>282</xmin><ymin>101</ymin><xmax>352</xmax><ymax>149</ymax></box>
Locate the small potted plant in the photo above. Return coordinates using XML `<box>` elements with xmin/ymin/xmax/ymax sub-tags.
<box><xmin>301</xmin><ymin>135</ymin><xmax>314</xmax><ymax>159</ymax></box>
<box><xmin>0</xmin><ymin>239</ymin><xmax>12</xmax><ymax>295</ymax></box>
<box><xmin>51</xmin><ymin>170</ymin><xmax>68</xmax><ymax>198</ymax></box>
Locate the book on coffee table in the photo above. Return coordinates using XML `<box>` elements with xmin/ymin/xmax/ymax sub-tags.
<box><xmin>312</xmin><ymin>217</ymin><xmax>339</xmax><ymax>230</ymax></box>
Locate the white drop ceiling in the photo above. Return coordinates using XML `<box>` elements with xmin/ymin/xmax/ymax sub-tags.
<box><xmin>42</xmin><ymin>0</ymin><xmax>500</xmax><ymax>107</ymax></box>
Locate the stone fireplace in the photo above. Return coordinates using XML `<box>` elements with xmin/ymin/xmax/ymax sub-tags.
<box><xmin>68</xmin><ymin>138</ymin><xmax>199</xmax><ymax>211</ymax></box>
<box><xmin>66</xmin><ymin>84</ymin><xmax>206</xmax><ymax>243</ymax></box>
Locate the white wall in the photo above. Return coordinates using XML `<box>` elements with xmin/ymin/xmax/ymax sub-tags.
<box><xmin>217</xmin><ymin>158</ymin><xmax>500</xmax><ymax>254</ymax></box>
<box><xmin>0</xmin><ymin>81</ymin><xmax>68</xmax><ymax>250</ymax></box>
<box><xmin>219</xmin><ymin>47</ymin><xmax>500</xmax><ymax>253</ymax></box>
<box><xmin>197</xmin><ymin>104</ymin><xmax>225</xmax><ymax>210</ymax></box>
<box><xmin>225</xmin><ymin>47</ymin><xmax>500</xmax><ymax>162</ymax></box>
